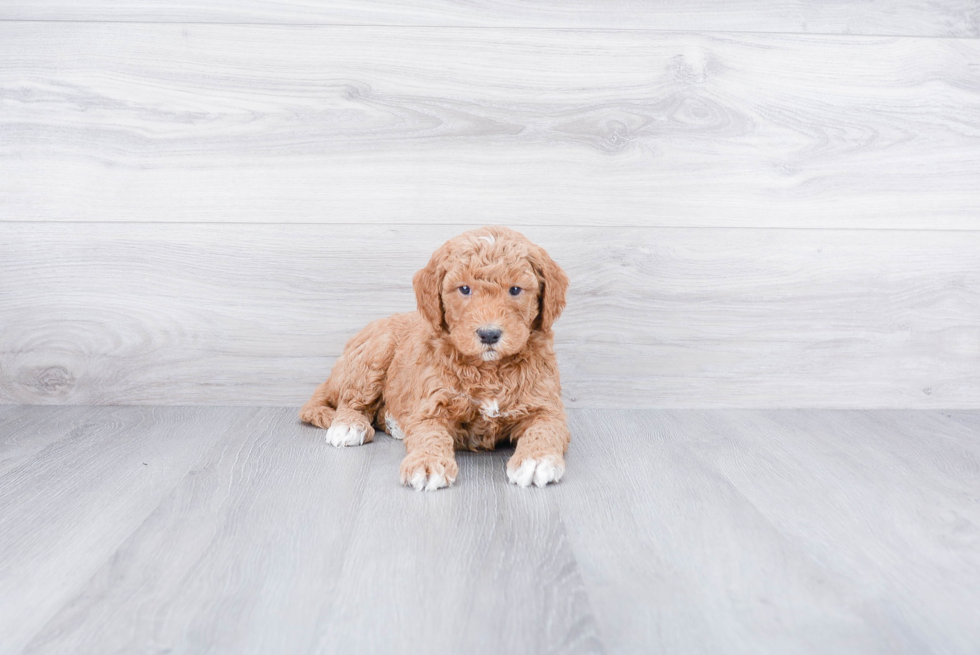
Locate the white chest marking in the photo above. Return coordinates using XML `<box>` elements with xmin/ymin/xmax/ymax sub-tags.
<box><xmin>480</xmin><ymin>399</ymin><xmax>501</xmax><ymax>419</ymax></box>
<box><xmin>385</xmin><ymin>416</ymin><xmax>405</xmax><ymax>440</ymax></box>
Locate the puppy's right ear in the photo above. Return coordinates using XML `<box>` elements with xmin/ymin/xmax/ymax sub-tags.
<box><xmin>413</xmin><ymin>244</ymin><xmax>449</xmax><ymax>333</ymax></box>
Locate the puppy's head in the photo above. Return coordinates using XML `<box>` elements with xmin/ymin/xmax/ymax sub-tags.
<box><xmin>414</xmin><ymin>226</ymin><xmax>568</xmax><ymax>362</ymax></box>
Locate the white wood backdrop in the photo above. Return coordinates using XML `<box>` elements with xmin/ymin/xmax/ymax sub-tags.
<box><xmin>2</xmin><ymin>1</ymin><xmax>978</xmax><ymax>36</ymax></box>
<box><xmin>3</xmin><ymin>25</ymin><xmax>980</xmax><ymax>229</ymax></box>
<box><xmin>1</xmin><ymin>5</ymin><xmax>979</xmax><ymax>408</ymax></box>
<box><xmin>2</xmin><ymin>224</ymin><xmax>978</xmax><ymax>408</ymax></box>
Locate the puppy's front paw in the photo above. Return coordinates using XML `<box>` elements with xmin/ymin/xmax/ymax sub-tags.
<box><xmin>400</xmin><ymin>452</ymin><xmax>458</xmax><ymax>492</ymax></box>
<box><xmin>325</xmin><ymin>422</ymin><xmax>373</xmax><ymax>447</ymax></box>
<box><xmin>507</xmin><ymin>454</ymin><xmax>565</xmax><ymax>488</ymax></box>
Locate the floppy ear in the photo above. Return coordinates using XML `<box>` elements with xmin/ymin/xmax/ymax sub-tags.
<box><xmin>528</xmin><ymin>245</ymin><xmax>569</xmax><ymax>332</ymax></box>
<box><xmin>413</xmin><ymin>244</ymin><xmax>450</xmax><ymax>333</ymax></box>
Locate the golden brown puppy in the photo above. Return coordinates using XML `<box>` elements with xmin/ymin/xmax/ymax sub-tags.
<box><xmin>300</xmin><ymin>226</ymin><xmax>570</xmax><ymax>491</ymax></box>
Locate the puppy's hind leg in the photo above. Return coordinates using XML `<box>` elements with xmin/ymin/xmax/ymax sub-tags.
<box><xmin>303</xmin><ymin>317</ymin><xmax>397</xmax><ymax>447</ymax></box>
<box><xmin>302</xmin><ymin>371</ymin><xmax>377</xmax><ymax>448</ymax></box>
<box><xmin>300</xmin><ymin>380</ymin><xmax>337</xmax><ymax>429</ymax></box>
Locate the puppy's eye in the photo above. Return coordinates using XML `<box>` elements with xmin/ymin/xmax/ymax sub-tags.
<box><xmin>509</xmin><ymin>286</ymin><xmax>522</xmax><ymax>296</ymax></box>
<box><xmin>458</xmin><ymin>286</ymin><xmax>471</xmax><ymax>296</ymax></box>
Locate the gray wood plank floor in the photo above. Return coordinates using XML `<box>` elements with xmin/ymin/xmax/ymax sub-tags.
<box><xmin>1</xmin><ymin>406</ymin><xmax>977</xmax><ymax>654</ymax></box>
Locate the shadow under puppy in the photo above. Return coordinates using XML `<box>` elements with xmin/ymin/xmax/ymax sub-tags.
<box><xmin>300</xmin><ymin>226</ymin><xmax>570</xmax><ymax>491</ymax></box>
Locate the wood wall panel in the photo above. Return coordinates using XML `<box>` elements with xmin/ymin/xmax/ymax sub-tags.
<box><xmin>2</xmin><ymin>223</ymin><xmax>977</xmax><ymax>408</ymax></box>
<box><xmin>2</xmin><ymin>1</ymin><xmax>977</xmax><ymax>37</ymax></box>
<box><xmin>2</xmin><ymin>25</ymin><xmax>979</xmax><ymax>229</ymax></box>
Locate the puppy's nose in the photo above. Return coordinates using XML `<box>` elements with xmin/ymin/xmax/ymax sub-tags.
<box><xmin>477</xmin><ymin>326</ymin><xmax>502</xmax><ymax>345</ymax></box>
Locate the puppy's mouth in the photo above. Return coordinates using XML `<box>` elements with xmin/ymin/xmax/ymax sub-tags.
<box><xmin>480</xmin><ymin>348</ymin><xmax>499</xmax><ymax>362</ymax></box>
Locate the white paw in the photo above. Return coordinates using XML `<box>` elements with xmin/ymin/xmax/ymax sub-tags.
<box><xmin>385</xmin><ymin>416</ymin><xmax>405</xmax><ymax>440</ymax></box>
<box><xmin>399</xmin><ymin>451</ymin><xmax>459</xmax><ymax>491</ymax></box>
<box><xmin>408</xmin><ymin>468</ymin><xmax>450</xmax><ymax>492</ymax></box>
<box><xmin>325</xmin><ymin>423</ymin><xmax>368</xmax><ymax>447</ymax></box>
<box><xmin>507</xmin><ymin>456</ymin><xmax>565</xmax><ymax>488</ymax></box>
<box><xmin>400</xmin><ymin>453</ymin><xmax>457</xmax><ymax>492</ymax></box>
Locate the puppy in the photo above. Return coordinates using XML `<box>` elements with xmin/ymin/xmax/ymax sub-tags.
<box><xmin>300</xmin><ymin>226</ymin><xmax>570</xmax><ymax>491</ymax></box>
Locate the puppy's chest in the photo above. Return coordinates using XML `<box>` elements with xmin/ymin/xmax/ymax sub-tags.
<box><xmin>458</xmin><ymin>396</ymin><xmax>522</xmax><ymax>450</ymax></box>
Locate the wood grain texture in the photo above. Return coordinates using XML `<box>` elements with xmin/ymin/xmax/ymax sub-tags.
<box><xmin>0</xmin><ymin>405</ymin><xmax>251</xmax><ymax>653</ymax></box>
<box><xmin>2</xmin><ymin>406</ymin><xmax>978</xmax><ymax>653</ymax></box>
<box><xmin>0</xmin><ymin>404</ymin><xmax>102</xmax><ymax>476</ymax></box>
<box><xmin>560</xmin><ymin>409</ymin><xmax>980</xmax><ymax>654</ymax></box>
<box><xmin>1</xmin><ymin>0</ymin><xmax>977</xmax><ymax>36</ymax></box>
<box><xmin>2</xmin><ymin>223</ymin><xmax>978</xmax><ymax>408</ymax></box>
<box><xmin>10</xmin><ymin>406</ymin><xmax>600</xmax><ymax>655</ymax></box>
<box><xmin>2</xmin><ymin>24</ymin><xmax>980</xmax><ymax>229</ymax></box>
<box><xmin>308</xmin><ymin>444</ymin><xmax>601</xmax><ymax>654</ymax></box>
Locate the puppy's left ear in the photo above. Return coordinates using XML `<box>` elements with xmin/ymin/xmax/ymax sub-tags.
<box><xmin>528</xmin><ymin>245</ymin><xmax>569</xmax><ymax>332</ymax></box>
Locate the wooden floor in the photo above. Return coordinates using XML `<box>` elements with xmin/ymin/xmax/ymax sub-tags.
<box><xmin>1</xmin><ymin>406</ymin><xmax>977</xmax><ymax>654</ymax></box>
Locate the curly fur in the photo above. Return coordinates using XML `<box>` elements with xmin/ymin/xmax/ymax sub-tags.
<box><xmin>300</xmin><ymin>226</ymin><xmax>571</xmax><ymax>491</ymax></box>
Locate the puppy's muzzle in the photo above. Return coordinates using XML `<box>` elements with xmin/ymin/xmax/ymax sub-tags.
<box><xmin>477</xmin><ymin>326</ymin><xmax>502</xmax><ymax>345</ymax></box>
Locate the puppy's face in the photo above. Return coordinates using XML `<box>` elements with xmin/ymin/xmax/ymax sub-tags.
<box><xmin>441</xmin><ymin>255</ymin><xmax>540</xmax><ymax>361</ymax></box>
<box><xmin>414</xmin><ymin>227</ymin><xmax>569</xmax><ymax>363</ymax></box>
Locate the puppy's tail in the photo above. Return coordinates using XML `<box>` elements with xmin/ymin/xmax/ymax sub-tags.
<box><xmin>299</xmin><ymin>402</ymin><xmax>337</xmax><ymax>429</ymax></box>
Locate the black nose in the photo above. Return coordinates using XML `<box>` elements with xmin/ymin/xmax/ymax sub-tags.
<box><xmin>477</xmin><ymin>327</ymin><xmax>502</xmax><ymax>345</ymax></box>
